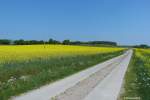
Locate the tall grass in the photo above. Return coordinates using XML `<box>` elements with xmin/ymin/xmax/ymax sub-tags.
<box><xmin>120</xmin><ymin>49</ymin><xmax>150</xmax><ymax>100</ymax></box>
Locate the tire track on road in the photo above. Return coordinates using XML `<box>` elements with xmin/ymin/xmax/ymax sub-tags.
<box><xmin>52</xmin><ymin>53</ymin><xmax>128</xmax><ymax>100</ymax></box>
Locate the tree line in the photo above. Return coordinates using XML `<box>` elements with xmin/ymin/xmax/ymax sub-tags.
<box><xmin>0</xmin><ymin>39</ymin><xmax>118</xmax><ymax>46</ymax></box>
<box><xmin>133</xmin><ymin>44</ymin><xmax>149</xmax><ymax>49</ymax></box>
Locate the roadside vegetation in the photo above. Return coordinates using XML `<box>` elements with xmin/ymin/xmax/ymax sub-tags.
<box><xmin>0</xmin><ymin>39</ymin><xmax>117</xmax><ymax>46</ymax></box>
<box><xmin>120</xmin><ymin>49</ymin><xmax>150</xmax><ymax>100</ymax></box>
<box><xmin>0</xmin><ymin>45</ymin><xmax>124</xmax><ymax>100</ymax></box>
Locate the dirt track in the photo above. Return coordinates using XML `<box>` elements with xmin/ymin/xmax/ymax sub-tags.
<box><xmin>12</xmin><ymin>50</ymin><xmax>132</xmax><ymax>100</ymax></box>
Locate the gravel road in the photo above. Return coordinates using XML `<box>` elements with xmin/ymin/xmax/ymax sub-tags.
<box><xmin>12</xmin><ymin>50</ymin><xmax>132</xmax><ymax>100</ymax></box>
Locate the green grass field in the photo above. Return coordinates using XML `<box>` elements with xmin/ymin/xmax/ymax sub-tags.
<box><xmin>120</xmin><ymin>49</ymin><xmax>150</xmax><ymax>100</ymax></box>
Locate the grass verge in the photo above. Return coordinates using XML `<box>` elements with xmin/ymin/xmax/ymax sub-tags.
<box><xmin>119</xmin><ymin>49</ymin><xmax>150</xmax><ymax>100</ymax></box>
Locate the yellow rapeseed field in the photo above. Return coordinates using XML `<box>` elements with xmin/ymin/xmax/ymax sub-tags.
<box><xmin>0</xmin><ymin>45</ymin><xmax>124</xmax><ymax>100</ymax></box>
<box><xmin>135</xmin><ymin>48</ymin><xmax>150</xmax><ymax>60</ymax></box>
<box><xmin>0</xmin><ymin>45</ymin><xmax>124</xmax><ymax>63</ymax></box>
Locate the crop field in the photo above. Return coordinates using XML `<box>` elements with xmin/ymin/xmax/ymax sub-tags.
<box><xmin>0</xmin><ymin>45</ymin><xmax>124</xmax><ymax>100</ymax></box>
<box><xmin>120</xmin><ymin>49</ymin><xmax>150</xmax><ymax>100</ymax></box>
<box><xmin>0</xmin><ymin>45</ymin><xmax>123</xmax><ymax>63</ymax></box>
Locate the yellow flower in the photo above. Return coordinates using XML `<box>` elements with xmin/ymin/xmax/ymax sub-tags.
<box><xmin>0</xmin><ymin>45</ymin><xmax>124</xmax><ymax>64</ymax></box>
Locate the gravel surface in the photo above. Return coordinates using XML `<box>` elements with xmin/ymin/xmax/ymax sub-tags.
<box><xmin>84</xmin><ymin>50</ymin><xmax>132</xmax><ymax>100</ymax></box>
<box><xmin>53</xmin><ymin>55</ymin><xmax>126</xmax><ymax>100</ymax></box>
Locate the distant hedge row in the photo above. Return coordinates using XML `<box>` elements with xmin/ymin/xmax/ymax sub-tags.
<box><xmin>0</xmin><ymin>39</ymin><xmax>118</xmax><ymax>46</ymax></box>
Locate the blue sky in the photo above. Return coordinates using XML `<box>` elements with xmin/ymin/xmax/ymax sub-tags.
<box><xmin>0</xmin><ymin>0</ymin><xmax>150</xmax><ymax>45</ymax></box>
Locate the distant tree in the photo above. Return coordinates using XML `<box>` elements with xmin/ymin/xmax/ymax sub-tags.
<box><xmin>29</xmin><ymin>40</ymin><xmax>44</xmax><ymax>44</ymax></box>
<box><xmin>14</xmin><ymin>39</ymin><xmax>46</xmax><ymax>45</ymax></box>
<box><xmin>1</xmin><ymin>38</ymin><xmax>118</xmax><ymax>46</ymax></box>
<box><xmin>14</xmin><ymin>39</ymin><xmax>25</xmax><ymax>45</ymax></box>
<box><xmin>39</xmin><ymin>40</ymin><xmax>45</xmax><ymax>44</ymax></box>
<box><xmin>133</xmin><ymin>44</ymin><xmax>149</xmax><ymax>49</ymax></box>
<box><xmin>48</xmin><ymin>38</ymin><xmax>60</xmax><ymax>44</ymax></box>
<box><xmin>140</xmin><ymin>44</ymin><xmax>149</xmax><ymax>48</ymax></box>
<box><xmin>63</xmin><ymin>40</ymin><xmax>70</xmax><ymax>45</ymax></box>
<box><xmin>0</xmin><ymin>39</ymin><xmax>11</xmax><ymax>45</ymax></box>
<box><xmin>48</xmin><ymin>38</ymin><xmax>54</xmax><ymax>44</ymax></box>
<box><xmin>85</xmin><ymin>41</ymin><xmax>117</xmax><ymax>46</ymax></box>
<box><xmin>70</xmin><ymin>41</ymin><xmax>82</xmax><ymax>45</ymax></box>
